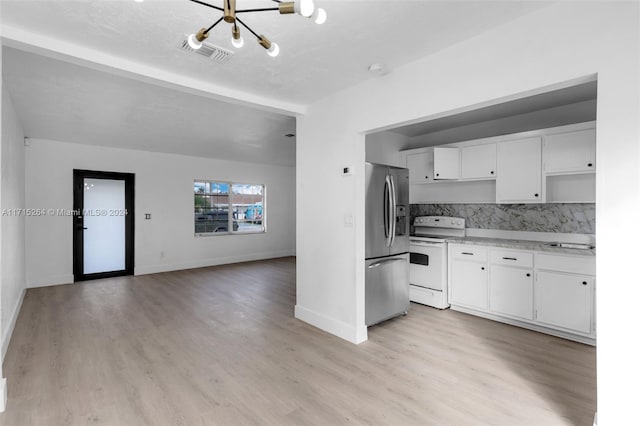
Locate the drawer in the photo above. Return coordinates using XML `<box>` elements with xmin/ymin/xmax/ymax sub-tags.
<box><xmin>490</xmin><ymin>249</ymin><xmax>533</xmax><ymax>268</ymax></box>
<box><xmin>535</xmin><ymin>253</ymin><xmax>595</xmax><ymax>275</ymax></box>
<box><xmin>450</xmin><ymin>245</ymin><xmax>488</xmax><ymax>262</ymax></box>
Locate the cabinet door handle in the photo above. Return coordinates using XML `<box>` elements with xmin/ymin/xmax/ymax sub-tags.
<box><xmin>502</xmin><ymin>257</ymin><xmax>517</xmax><ymax>261</ymax></box>
<box><xmin>436</xmin><ymin>173</ymin><xmax>440</xmax><ymax>177</ymax></box>
<box><xmin>526</xmin><ymin>273</ymin><xmax>531</xmax><ymax>277</ymax></box>
<box><xmin>534</xmin><ymin>193</ymin><xmax>539</xmax><ymax>197</ymax></box>
<box><xmin>461</xmin><ymin>252</ymin><xmax>474</xmax><ymax>256</ymax></box>
<box><xmin>481</xmin><ymin>267</ymin><xmax>485</xmax><ymax>270</ymax></box>
<box><xmin>587</xmin><ymin>163</ymin><xmax>593</xmax><ymax>167</ymax></box>
<box><xmin>490</xmin><ymin>171</ymin><xmax>494</xmax><ymax>175</ymax></box>
<box><xmin>425</xmin><ymin>176</ymin><xmax>428</xmax><ymax>179</ymax></box>
<box><xmin>582</xmin><ymin>281</ymin><xmax>588</xmax><ymax>285</ymax></box>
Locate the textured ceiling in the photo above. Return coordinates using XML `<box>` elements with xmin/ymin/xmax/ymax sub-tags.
<box><xmin>0</xmin><ymin>0</ymin><xmax>554</xmax><ymax>165</ymax></box>
<box><xmin>0</xmin><ymin>0</ymin><xmax>553</xmax><ymax>105</ymax></box>
<box><xmin>2</xmin><ymin>48</ymin><xmax>297</xmax><ymax>166</ymax></box>
<box><xmin>391</xmin><ymin>81</ymin><xmax>598</xmax><ymax>137</ymax></box>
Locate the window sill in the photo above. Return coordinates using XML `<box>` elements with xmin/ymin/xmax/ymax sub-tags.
<box><xmin>194</xmin><ymin>231</ymin><xmax>266</xmax><ymax>237</ymax></box>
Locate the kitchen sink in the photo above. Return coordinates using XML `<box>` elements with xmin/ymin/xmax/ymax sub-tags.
<box><xmin>545</xmin><ymin>242</ymin><xmax>595</xmax><ymax>250</ymax></box>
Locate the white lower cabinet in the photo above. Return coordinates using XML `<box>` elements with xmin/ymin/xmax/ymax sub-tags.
<box><xmin>535</xmin><ymin>271</ymin><xmax>593</xmax><ymax>334</ymax></box>
<box><xmin>489</xmin><ymin>265</ymin><xmax>533</xmax><ymax>320</ymax></box>
<box><xmin>450</xmin><ymin>259</ymin><xmax>488</xmax><ymax>309</ymax></box>
<box><xmin>448</xmin><ymin>243</ymin><xmax>595</xmax><ymax>343</ymax></box>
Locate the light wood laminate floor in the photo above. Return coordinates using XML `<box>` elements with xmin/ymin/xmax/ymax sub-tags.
<box><xmin>1</xmin><ymin>257</ymin><xmax>596</xmax><ymax>425</ymax></box>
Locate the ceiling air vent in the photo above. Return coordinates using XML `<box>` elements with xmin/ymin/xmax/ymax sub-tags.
<box><xmin>178</xmin><ymin>35</ymin><xmax>234</xmax><ymax>64</ymax></box>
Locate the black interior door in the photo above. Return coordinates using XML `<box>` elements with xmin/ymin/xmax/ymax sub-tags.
<box><xmin>73</xmin><ymin>169</ymin><xmax>135</xmax><ymax>281</ymax></box>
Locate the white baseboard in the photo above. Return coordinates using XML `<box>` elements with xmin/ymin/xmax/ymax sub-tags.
<box><xmin>451</xmin><ymin>305</ymin><xmax>596</xmax><ymax>346</ymax></box>
<box><xmin>27</xmin><ymin>274</ymin><xmax>73</xmax><ymax>289</ymax></box>
<box><xmin>135</xmin><ymin>250</ymin><xmax>295</xmax><ymax>276</ymax></box>
<box><xmin>25</xmin><ymin>251</ymin><xmax>295</xmax><ymax>287</ymax></box>
<box><xmin>295</xmin><ymin>305</ymin><xmax>368</xmax><ymax>344</ymax></box>
<box><xmin>0</xmin><ymin>377</ymin><xmax>6</xmax><ymax>413</ymax></box>
<box><xmin>2</xmin><ymin>287</ymin><xmax>26</xmax><ymax>360</ymax></box>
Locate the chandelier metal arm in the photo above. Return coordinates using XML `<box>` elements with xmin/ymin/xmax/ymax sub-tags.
<box><xmin>185</xmin><ymin>0</ymin><xmax>325</xmax><ymax>57</ymax></box>
<box><xmin>204</xmin><ymin>16</ymin><xmax>225</xmax><ymax>33</ymax></box>
<box><xmin>188</xmin><ymin>0</ymin><xmax>224</xmax><ymax>12</ymax></box>
<box><xmin>236</xmin><ymin>7</ymin><xmax>279</xmax><ymax>13</ymax></box>
<box><xmin>235</xmin><ymin>17</ymin><xmax>261</xmax><ymax>40</ymax></box>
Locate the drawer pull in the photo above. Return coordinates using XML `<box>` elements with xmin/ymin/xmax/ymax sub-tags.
<box><xmin>461</xmin><ymin>252</ymin><xmax>474</xmax><ymax>256</ymax></box>
<box><xmin>526</xmin><ymin>273</ymin><xmax>531</xmax><ymax>277</ymax></box>
<box><xmin>582</xmin><ymin>281</ymin><xmax>588</xmax><ymax>285</ymax></box>
<box><xmin>502</xmin><ymin>257</ymin><xmax>517</xmax><ymax>261</ymax></box>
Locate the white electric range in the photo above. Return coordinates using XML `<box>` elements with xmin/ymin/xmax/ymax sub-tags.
<box><xmin>410</xmin><ymin>216</ymin><xmax>465</xmax><ymax>309</ymax></box>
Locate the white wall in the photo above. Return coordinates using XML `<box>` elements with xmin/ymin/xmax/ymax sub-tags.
<box><xmin>1</xmin><ymin>83</ymin><xmax>27</xmax><ymax>411</ymax></box>
<box><xmin>365</xmin><ymin>131</ymin><xmax>408</xmax><ymax>167</ymax></box>
<box><xmin>1</xmin><ymin>87</ymin><xmax>26</xmax><ymax>360</ymax></box>
<box><xmin>25</xmin><ymin>139</ymin><xmax>295</xmax><ymax>287</ymax></box>
<box><xmin>296</xmin><ymin>2</ymin><xmax>639</xmax><ymax>424</ymax></box>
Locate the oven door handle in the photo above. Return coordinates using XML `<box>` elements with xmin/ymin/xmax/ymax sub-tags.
<box><xmin>410</xmin><ymin>240</ymin><xmax>444</xmax><ymax>247</ymax></box>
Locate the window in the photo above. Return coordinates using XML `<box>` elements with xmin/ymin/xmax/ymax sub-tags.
<box><xmin>194</xmin><ymin>180</ymin><xmax>265</xmax><ymax>235</ymax></box>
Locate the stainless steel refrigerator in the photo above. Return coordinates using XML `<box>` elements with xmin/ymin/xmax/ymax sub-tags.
<box><xmin>365</xmin><ymin>162</ymin><xmax>410</xmax><ymax>326</ymax></box>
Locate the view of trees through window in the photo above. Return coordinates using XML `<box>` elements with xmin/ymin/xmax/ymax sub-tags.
<box><xmin>194</xmin><ymin>181</ymin><xmax>264</xmax><ymax>234</ymax></box>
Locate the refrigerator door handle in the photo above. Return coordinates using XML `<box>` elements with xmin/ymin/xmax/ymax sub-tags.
<box><xmin>384</xmin><ymin>174</ymin><xmax>393</xmax><ymax>247</ymax></box>
<box><xmin>368</xmin><ymin>258</ymin><xmax>406</xmax><ymax>269</ymax></box>
<box><xmin>390</xmin><ymin>174</ymin><xmax>397</xmax><ymax>247</ymax></box>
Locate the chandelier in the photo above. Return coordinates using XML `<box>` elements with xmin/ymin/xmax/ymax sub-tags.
<box><xmin>187</xmin><ymin>0</ymin><xmax>327</xmax><ymax>58</ymax></box>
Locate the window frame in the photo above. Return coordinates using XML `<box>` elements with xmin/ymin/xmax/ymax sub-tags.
<box><xmin>193</xmin><ymin>179</ymin><xmax>267</xmax><ymax>237</ymax></box>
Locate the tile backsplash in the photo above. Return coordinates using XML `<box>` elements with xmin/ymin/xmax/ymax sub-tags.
<box><xmin>410</xmin><ymin>203</ymin><xmax>595</xmax><ymax>234</ymax></box>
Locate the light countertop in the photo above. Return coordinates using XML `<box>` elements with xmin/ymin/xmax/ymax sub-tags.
<box><xmin>445</xmin><ymin>236</ymin><xmax>596</xmax><ymax>256</ymax></box>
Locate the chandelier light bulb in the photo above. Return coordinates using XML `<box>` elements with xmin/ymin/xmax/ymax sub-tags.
<box><xmin>311</xmin><ymin>7</ymin><xmax>326</xmax><ymax>24</ymax></box>
<box><xmin>231</xmin><ymin>25</ymin><xmax>244</xmax><ymax>48</ymax></box>
<box><xmin>232</xmin><ymin>35</ymin><xmax>244</xmax><ymax>48</ymax></box>
<box><xmin>294</xmin><ymin>0</ymin><xmax>314</xmax><ymax>18</ymax></box>
<box><xmin>188</xmin><ymin>33</ymin><xmax>203</xmax><ymax>50</ymax></box>
<box><xmin>267</xmin><ymin>43</ymin><xmax>280</xmax><ymax>57</ymax></box>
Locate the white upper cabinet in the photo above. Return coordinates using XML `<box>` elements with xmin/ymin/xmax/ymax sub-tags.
<box><xmin>543</xmin><ymin>128</ymin><xmax>596</xmax><ymax>174</ymax></box>
<box><xmin>433</xmin><ymin>147</ymin><xmax>460</xmax><ymax>179</ymax></box>
<box><xmin>496</xmin><ymin>137</ymin><xmax>542</xmax><ymax>203</ymax></box>
<box><xmin>406</xmin><ymin>151</ymin><xmax>434</xmax><ymax>184</ymax></box>
<box><xmin>460</xmin><ymin>143</ymin><xmax>497</xmax><ymax>179</ymax></box>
